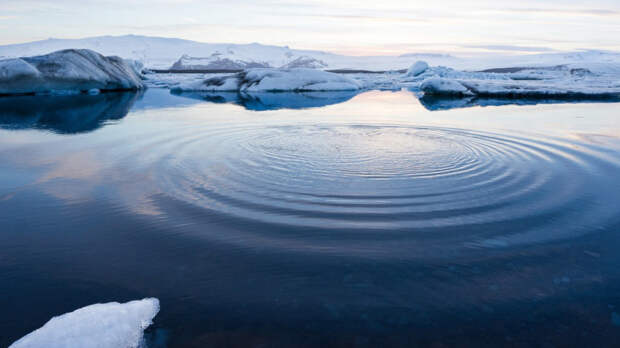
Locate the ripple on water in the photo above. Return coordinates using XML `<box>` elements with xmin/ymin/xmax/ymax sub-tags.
<box><xmin>120</xmin><ymin>124</ymin><xmax>619</xmax><ymax>258</ymax></box>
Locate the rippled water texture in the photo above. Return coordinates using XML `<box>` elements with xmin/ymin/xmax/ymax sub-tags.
<box><xmin>1</xmin><ymin>89</ymin><xmax>620</xmax><ymax>347</ymax></box>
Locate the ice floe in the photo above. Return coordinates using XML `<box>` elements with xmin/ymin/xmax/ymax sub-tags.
<box><xmin>171</xmin><ymin>68</ymin><xmax>362</xmax><ymax>92</ymax></box>
<box><xmin>416</xmin><ymin>63</ymin><xmax>620</xmax><ymax>98</ymax></box>
<box><xmin>9</xmin><ymin>298</ymin><xmax>159</xmax><ymax>348</ymax></box>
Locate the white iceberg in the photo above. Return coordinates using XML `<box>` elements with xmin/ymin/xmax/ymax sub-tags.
<box><xmin>418</xmin><ymin>63</ymin><xmax>620</xmax><ymax>98</ymax></box>
<box><xmin>420</xmin><ymin>77</ymin><xmax>471</xmax><ymax>96</ymax></box>
<box><xmin>172</xmin><ymin>68</ymin><xmax>362</xmax><ymax>92</ymax></box>
<box><xmin>9</xmin><ymin>298</ymin><xmax>159</xmax><ymax>348</ymax></box>
<box><xmin>0</xmin><ymin>49</ymin><xmax>144</xmax><ymax>95</ymax></box>
<box><xmin>406</xmin><ymin>61</ymin><xmax>429</xmax><ymax>77</ymax></box>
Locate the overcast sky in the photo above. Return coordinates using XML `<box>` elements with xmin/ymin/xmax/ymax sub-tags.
<box><xmin>1</xmin><ymin>0</ymin><xmax>620</xmax><ymax>55</ymax></box>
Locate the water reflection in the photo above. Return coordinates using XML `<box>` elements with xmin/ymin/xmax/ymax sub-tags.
<box><xmin>172</xmin><ymin>88</ymin><xmax>620</xmax><ymax>112</ymax></box>
<box><xmin>0</xmin><ymin>92</ymin><xmax>141</xmax><ymax>134</ymax></box>
<box><xmin>419</xmin><ymin>94</ymin><xmax>620</xmax><ymax>111</ymax></box>
<box><xmin>1</xmin><ymin>89</ymin><xmax>620</xmax><ymax>347</ymax></box>
<box><xmin>171</xmin><ymin>90</ymin><xmax>359</xmax><ymax>111</ymax></box>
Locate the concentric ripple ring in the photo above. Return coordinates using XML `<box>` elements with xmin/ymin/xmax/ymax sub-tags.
<box><xmin>116</xmin><ymin>123</ymin><xmax>620</xmax><ymax>258</ymax></box>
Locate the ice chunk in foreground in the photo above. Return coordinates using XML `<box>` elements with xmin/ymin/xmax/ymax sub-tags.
<box><xmin>406</xmin><ymin>61</ymin><xmax>429</xmax><ymax>77</ymax></box>
<box><xmin>172</xmin><ymin>68</ymin><xmax>361</xmax><ymax>92</ymax></box>
<box><xmin>0</xmin><ymin>49</ymin><xmax>144</xmax><ymax>95</ymax></box>
<box><xmin>10</xmin><ymin>298</ymin><xmax>159</xmax><ymax>348</ymax></box>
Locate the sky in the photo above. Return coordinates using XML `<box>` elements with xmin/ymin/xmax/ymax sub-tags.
<box><xmin>1</xmin><ymin>0</ymin><xmax>620</xmax><ymax>55</ymax></box>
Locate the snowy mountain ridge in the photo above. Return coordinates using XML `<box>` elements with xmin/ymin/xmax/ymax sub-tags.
<box><xmin>2</xmin><ymin>35</ymin><xmax>620</xmax><ymax>72</ymax></box>
<box><xmin>0</xmin><ymin>35</ymin><xmax>345</xmax><ymax>70</ymax></box>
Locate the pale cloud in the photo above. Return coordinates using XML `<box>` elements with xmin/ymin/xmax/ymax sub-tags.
<box><xmin>462</xmin><ymin>45</ymin><xmax>556</xmax><ymax>53</ymax></box>
<box><xmin>1</xmin><ymin>0</ymin><xmax>620</xmax><ymax>53</ymax></box>
<box><xmin>502</xmin><ymin>8</ymin><xmax>620</xmax><ymax>16</ymax></box>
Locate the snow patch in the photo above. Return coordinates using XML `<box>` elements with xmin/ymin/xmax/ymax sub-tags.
<box><xmin>9</xmin><ymin>298</ymin><xmax>160</xmax><ymax>348</ymax></box>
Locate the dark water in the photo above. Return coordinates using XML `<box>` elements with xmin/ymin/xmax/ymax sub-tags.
<box><xmin>2</xmin><ymin>89</ymin><xmax>620</xmax><ymax>347</ymax></box>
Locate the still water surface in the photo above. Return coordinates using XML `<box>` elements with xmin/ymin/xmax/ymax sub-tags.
<box><xmin>1</xmin><ymin>89</ymin><xmax>620</xmax><ymax>347</ymax></box>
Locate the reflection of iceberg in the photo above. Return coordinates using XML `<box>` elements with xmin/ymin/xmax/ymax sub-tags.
<box><xmin>171</xmin><ymin>90</ymin><xmax>359</xmax><ymax>111</ymax></box>
<box><xmin>419</xmin><ymin>94</ymin><xmax>620</xmax><ymax>111</ymax></box>
<box><xmin>130</xmin><ymin>87</ymin><xmax>205</xmax><ymax>111</ymax></box>
<box><xmin>0</xmin><ymin>92</ymin><xmax>141</xmax><ymax>133</ymax></box>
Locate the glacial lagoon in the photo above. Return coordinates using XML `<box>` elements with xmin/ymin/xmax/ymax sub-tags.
<box><xmin>1</xmin><ymin>88</ymin><xmax>620</xmax><ymax>347</ymax></box>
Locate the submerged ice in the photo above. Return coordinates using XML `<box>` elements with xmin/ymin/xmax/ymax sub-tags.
<box><xmin>9</xmin><ymin>298</ymin><xmax>159</xmax><ymax>348</ymax></box>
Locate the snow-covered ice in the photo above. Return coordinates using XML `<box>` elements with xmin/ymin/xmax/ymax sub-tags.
<box><xmin>0</xmin><ymin>49</ymin><xmax>144</xmax><ymax>95</ymax></box>
<box><xmin>2</xmin><ymin>35</ymin><xmax>620</xmax><ymax>103</ymax></box>
<box><xmin>420</xmin><ymin>77</ymin><xmax>471</xmax><ymax>96</ymax></box>
<box><xmin>171</xmin><ymin>68</ymin><xmax>362</xmax><ymax>92</ymax></box>
<box><xmin>406</xmin><ymin>61</ymin><xmax>429</xmax><ymax>77</ymax></box>
<box><xmin>416</xmin><ymin>63</ymin><xmax>620</xmax><ymax>98</ymax></box>
<box><xmin>9</xmin><ymin>298</ymin><xmax>159</xmax><ymax>348</ymax></box>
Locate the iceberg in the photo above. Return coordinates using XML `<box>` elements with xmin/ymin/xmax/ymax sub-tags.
<box><xmin>417</xmin><ymin>63</ymin><xmax>620</xmax><ymax>98</ymax></box>
<box><xmin>0</xmin><ymin>49</ymin><xmax>144</xmax><ymax>96</ymax></box>
<box><xmin>171</xmin><ymin>68</ymin><xmax>362</xmax><ymax>92</ymax></box>
<box><xmin>9</xmin><ymin>298</ymin><xmax>159</xmax><ymax>348</ymax></box>
<box><xmin>406</xmin><ymin>61</ymin><xmax>429</xmax><ymax>77</ymax></box>
<box><xmin>420</xmin><ymin>77</ymin><xmax>471</xmax><ymax>96</ymax></box>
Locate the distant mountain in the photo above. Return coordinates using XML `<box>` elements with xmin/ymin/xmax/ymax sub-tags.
<box><xmin>0</xmin><ymin>35</ymin><xmax>345</xmax><ymax>70</ymax></box>
<box><xmin>1</xmin><ymin>35</ymin><xmax>618</xmax><ymax>71</ymax></box>
<box><xmin>0</xmin><ymin>35</ymin><xmax>451</xmax><ymax>70</ymax></box>
<box><xmin>399</xmin><ymin>53</ymin><xmax>453</xmax><ymax>58</ymax></box>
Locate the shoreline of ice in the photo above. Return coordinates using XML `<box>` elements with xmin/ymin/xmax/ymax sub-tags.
<box><xmin>1</xmin><ymin>46</ymin><xmax>620</xmax><ymax>102</ymax></box>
